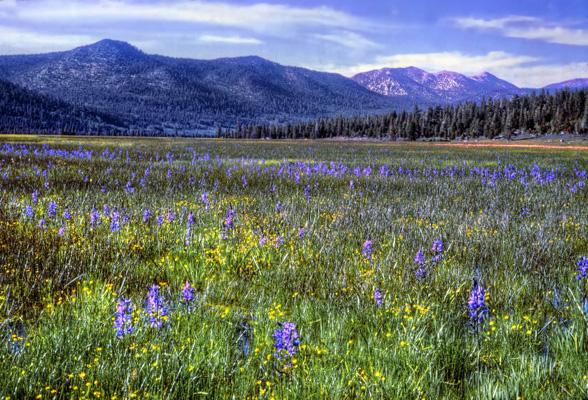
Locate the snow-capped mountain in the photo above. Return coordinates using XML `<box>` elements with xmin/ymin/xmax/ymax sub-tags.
<box><xmin>352</xmin><ymin>67</ymin><xmax>523</xmax><ymax>103</ymax></box>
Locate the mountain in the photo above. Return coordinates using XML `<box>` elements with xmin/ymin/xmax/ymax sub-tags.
<box><xmin>0</xmin><ymin>39</ymin><xmax>398</xmax><ymax>134</ymax></box>
<box><xmin>351</xmin><ymin>67</ymin><xmax>525</xmax><ymax>103</ymax></box>
<box><xmin>0</xmin><ymin>78</ymin><xmax>124</xmax><ymax>134</ymax></box>
<box><xmin>543</xmin><ymin>78</ymin><xmax>588</xmax><ymax>90</ymax></box>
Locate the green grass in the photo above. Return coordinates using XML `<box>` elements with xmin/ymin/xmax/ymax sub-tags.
<box><xmin>1</xmin><ymin>136</ymin><xmax>588</xmax><ymax>399</ymax></box>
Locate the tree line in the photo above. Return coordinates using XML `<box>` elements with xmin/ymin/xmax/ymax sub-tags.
<box><xmin>218</xmin><ymin>89</ymin><xmax>588</xmax><ymax>140</ymax></box>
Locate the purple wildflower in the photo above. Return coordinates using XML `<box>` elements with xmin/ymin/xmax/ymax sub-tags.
<box><xmin>577</xmin><ymin>257</ymin><xmax>588</xmax><ymax>280</ymax></box>
<box><xmin>146</xmin><ymin>285</ymin><xmax>167</xmax><ymax>328</ymax></box>
<box><xmin>166</xmin><ymin>211</ymin><xmax>175</xmax><ymax>224</ymax></box>
<box><xmin>416</xmin><ymin>266</ymin><xmax>428</xmax><ymax>281</ymax></box>
<box><xmin>223</xmin><ymin>209</ymin><xmax>235</xmax><ymax>231</ymax></box>
<box><xmin>275</xmin><ymin>236</ymin><xmax>284</xmax><ymax>248</ymax></box>
<box><xmin>374</xmin><ymin>289</ymin><xmax>382</xmax><ymax>307</ymax></box>
<box><xmin>298</xmin><ymin>228</ymin><xmax>305</xmax><ymax>239</ymax></box>
<box><xmin>114</xmin><ymin>298</ymin><xmax>134</xmax><ymax>338</ymax></box>
<box><xmin>259</xmin><ymin>236</ymin><xmax>267</xmax><ymax>246</ymax></box>
<box><xmin>25</xmin><ymin>205</ymin><xmax>33</xmax><ymax>219</ymax></box>
<box><xmin>90</xmin><ymin>208</ymin><xmax>100</xmax><ymax>227</ymax></box>
<box><xmin>414</xmin><ymin>251</ymin><xmax>425</xmax><ymax>265</ymax></box>
<box><xmin>110</xmin><ymin>211</ymin><xmax>120</xmax><ymax>232</ymax></box>
<box><xmin>181</xmin><ymin>281</ymin><xmax>195</xmax><ymax>303</ymax></box>
<box><xmin>143</xmin><ymin>209</ymin><xmax>151</xmax><ymax>223</ymax></box>
<box><xmin>363</xmin><ymin>238</ymin><xmax>373</xmax><ymax>260</ymax></box>
<box><xmin>62</xmin><ymin>209</ymin><xmax>71</xmax><ymax>220</ymax></box>
<box><xmin>32</xmin><ymin>192</ymin><xmax>38</xmax><ymax>204</ymax></box>
<box><xmin>185</xmin><ymin>227</ymin><xmax>191</xmax><ymax>245</ymax></box>
<box><xmin>468</xmin><ymin>281</ymin><xmax>487</xmax><ymax>325</ymax></box>
<box><xmin>187</xmin><ymin>211</ymin><xmax>195</xmax><ymax>226</ymax></box>
<box><xmin>432</xmin><ymin>240</ymin><xmax>444</xmax><ymax>254</ymax></box>
<box><xmin>58</xmin><ymin>226</ymin><xmax>65</xmax><ymax>236</ymax></box>
<box><xmin>272</xmin><ymin>322</ymin><xmax>300</xmax><ymax>361</ymax></box>
<box><xmin>47</xmin><ymin>201</ymin><xmax>57</xmax><ymax>218</ymax></box>
<box><xmin>38</xmin><ymin>218</ymin><xmax>46</xmax><ymax>230</ymax></box>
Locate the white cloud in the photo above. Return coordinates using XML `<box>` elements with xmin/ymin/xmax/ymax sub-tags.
<box><xmin>323</xmin><ymin>51</ymin><xmax>539</xmax><ymax>77</ymax></box>
<box><xmin>316</xmin><ymin>50</ymin><xmax>588</xmax><ymax>88</ymax></box>
<box><xmin>496</xmin><ymin>62</ymin><xmax>588</xmax><ymax>88</ymax></box>
<box><xmin>12</xmin><ymin>0</ymin><xmax>376</xmax><ymax>33</ymax></box>
<box><xmin>455</xmin><ymin>16</ymin><xmax>588</xmax><ymax>46</ymax></box>
<box><xmin>0</xmin><ymin>26</ymin><xmax>95</xmax><ymax>54</ymax></box>
<box><xmin>314</xmin><ymin>31</ymin><xmax>381</xmax><ymax>51</ymax></box>
<box><xmin>200</xmin><ymin>35</ymin><xmax>263</xmax><ymax>45</ymax></box>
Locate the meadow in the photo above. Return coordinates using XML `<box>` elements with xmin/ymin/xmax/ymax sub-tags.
<box><xmin>0</xmin><ymin>135</ymin><xmax>587</xmax><ymax>399</ymax></box>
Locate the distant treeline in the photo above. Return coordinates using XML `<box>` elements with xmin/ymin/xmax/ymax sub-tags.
<box><xmin>219</xmin><ymin>88</ymin><xmax>588</xmax><ymax>140</ymax></box>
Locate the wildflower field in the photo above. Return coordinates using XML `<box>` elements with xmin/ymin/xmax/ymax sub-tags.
<box><xmin>1</xmin><ymin>135</ymin><xmax>588</xmax><ymax>399</ymax></box>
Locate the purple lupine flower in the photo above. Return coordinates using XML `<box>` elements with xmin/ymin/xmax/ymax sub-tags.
<box><xmin>166</xmin><ymin>211</ymin><xmax>175</xmax><ymax>224</ymax></box>
<box><xmin>62</xmin><ymin>209</ymin><xmax>71</xmax><ymax>220</ymax></box>
<box><xmin>181</xmin><ymin>281</ymin><xmax>194</xmax><ymax>303</ymax></box>
<box><xmin>363</xmin><ymin>238</ymin><xmax>373</xmax><ymax>260</ymax></box>
<box><xmin>114</xmin><ymin>298</ymin><xmax>134</xmax><ymax>338</ymax></box>
<box><xmin>577</xmin><ymin>257</ymin><xmax>588</xmax><ymax>280</ymax></box>
<box><xmin>468</xmin><ymin>281</ymin><xmax>487</xmax><ymax>325</ymax></box>
<box><xmin>275</xmin><ymin>236</ymin><xmax>284</xmax><ymax>248</ymax></box>
<box><xmin>298</xmin><ymin>228</ymin><xmax>305</xmax><ymax>239</ymax></box>
<box><xmin>25</xmin><ymin>205</ymin><xmax>33</xmax><ymax>219</ymax></box>
<box><xmin>146</xmin><ymin>285</ymin><xmax>168</xmax><ymax>328</ymax></box>
<box><xmin>416</xmin><ymin>266</ymin><xmax>427</xmax><ymax>281</ymax></box>
<box><xmin>47</xmin><ymin>201</ymin><xmax>57</xmax><ymax>218</ymax></box>
<box><xmin>103</xmin><ymin>204</ymin><xmax>110</xmax><ymax>215</ymax></box>
<box><xmin>259</xmin><ymin>236</ymin><xmax>267</xmax><ymax>246</ymax></box>
<box><xmin>272</xmin><ymin>322</ymin><xmax>300</xmax><ymax>361</ymax></box>
<box><xmin>414</xmin><ymin>251</ymin><xmax>425</xmax><ymax>265</ymax></box>
<box><xmin>110</xmin><ymin>211</ymin><xmax>120</xmax><ymax>232</ymax></box>
<box><xmin>90</xmin><ymin>208</ymin><xmax>100</xmax><ymax>227</ymax></box>
<box><xmin>38</xmin><ymin>218</ymin><xmax>46</xmax><ymax>230</ymax></box>
<box><xmin>432</xmin><ymin>240</ymin><xmax>444</xmax><ymax>254</ymax></box>
<box><xmin>157</xmin><ymin>215</ymin><xmax>164</xmax><ymax>226</ymax></box>
<box><xmin>32</xmin><ymin>192</ymin><xmax>38</xmax><ymax>204</ymax></box>
<box><xmin>187</xmin><ymin>211</ymin><xmax>195</xmax><ymax>226</ymax></box>
<box><xmin>125</xmin><ymin>181</ymin><xmax>134</xmax><ymax>194</ymax></box>
<box><xmin>167</xmin><ymin>169</ymin><xmax>172</xmax><ymax>179</ymax></box>
<box><xmin>223</xmin><ymin>209</ymin><xmax>235</xmax><ymax>231</ymax></box>
<box><xmin>143</xmin><ymin>209</ymin><xmax>151</xmax><ymax>223</ymax></box>
<box><xmin>58</xmin><ymin>226</ymin><xmax>65</xmax><ymax>236</ymax></box>
<box><xmin>374</xmin><ymin>289</ymin><xmax>382</xmax><ymax>307</ymax></box>
<box><xmin>185</xmin><ymin>227</ymin><xmax>191</xmax><ymax>245</ymax></box>
<box><xmin>201</xmin><ymin>192</ymin><xmax>209</xmax><ymax>210</ymax></box>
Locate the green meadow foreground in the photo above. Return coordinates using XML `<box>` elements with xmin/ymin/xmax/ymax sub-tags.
<box><xmin>1</xmin><ymin>136</ymin><xmax>588</xmax><ymax>399</ymax></box>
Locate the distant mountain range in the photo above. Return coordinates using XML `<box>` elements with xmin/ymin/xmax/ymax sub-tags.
<box><xmin>351</xmin><ymin>67</ymin><xmax>525</xmax><ymax>104</ymax></box>
<box><xmin>0</xmin><ymin>39</ymin><xmax>586</xmax><ymax>135</ymax></box>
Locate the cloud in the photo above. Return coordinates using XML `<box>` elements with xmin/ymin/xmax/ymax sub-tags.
<box><xmin>455</xmin><ymin>16</ymin><xmax>588</xmax><ymax>46</ymax></box>
<box><xmin>496</xmin><ymin>62</ymin><xmax>588</xmax><ymax>88</ymax></box>
<box><xmin>200</xmin><ymin>35</ymin><xmax>263</xmax><ymax>45</ymax></box>
<box><xmin>12</xmin><ymin>0</ymin><xmax>377</xmax><ymax>34</ymax></box>
<box><xmin>0</xmin><ymin>26</ymin><xmax>95</xmax><ymax>54</ymax></box>
<box><xmin>316</xmin><ymin>50</ymin><xmax>588</xmax><ymax>88</ymax></box>
<box><xmin>324</xmin><ymin>51</ymin><xmax>539</xmax><ymax>77</ymax></box>
<box><xmin>314</xmin><ymin>31</ymin><xmax>381</xmax><ymax>51</ymax></box>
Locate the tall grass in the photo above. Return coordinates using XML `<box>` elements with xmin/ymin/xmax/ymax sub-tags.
<box><xmin>1</xmin><ymin>136</ymin><xmax>588</xmax><ymax>399</ymax></box>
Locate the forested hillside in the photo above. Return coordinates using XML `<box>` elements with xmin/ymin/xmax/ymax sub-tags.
<box><xmin>224</xmin><ymin>89</ymin><xmax>588</xmax><ymax>140</ymax></box>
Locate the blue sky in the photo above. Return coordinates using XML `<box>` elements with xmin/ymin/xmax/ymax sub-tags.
<box><xmin>0</xmin><ymin>0</ymin><xmax>586</xmax><ymax>87</ymax></box>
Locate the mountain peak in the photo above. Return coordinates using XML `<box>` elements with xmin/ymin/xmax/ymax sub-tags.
<box><xmin>69</xmin><ymin>39</ymin><xmax>146</xmax><ymax>60</ymax></box>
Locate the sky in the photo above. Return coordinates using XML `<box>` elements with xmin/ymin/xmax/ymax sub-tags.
<box><xmin>0</xmin><ymin>0</ymin><xmax>586</xmax><ymax>87</ymax></box>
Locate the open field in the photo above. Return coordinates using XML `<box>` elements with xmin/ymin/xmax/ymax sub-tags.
<box><xmin>1</xmin><ymin>135</ymin><xmax>588</xmax><ymax>399</ymax></box>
